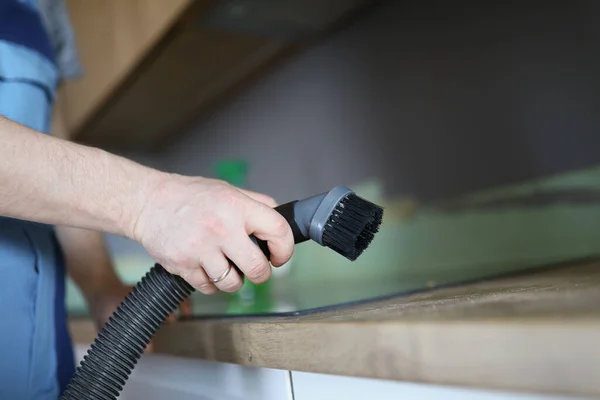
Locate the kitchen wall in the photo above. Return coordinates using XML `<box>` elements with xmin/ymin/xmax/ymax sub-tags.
<box><xmin>158</xmin><ymin>0</ymin><xmax>600</xmax><ymax>203</ymax></box>
<box><xmin>94</xmin><ymin>4</ymin><xmax>600</xmax><ymax>398</ymax></box>
<box><xmin>105</xmin><ymin>0</ymin><xmax>600</xmax><ymax>272</ymax></box>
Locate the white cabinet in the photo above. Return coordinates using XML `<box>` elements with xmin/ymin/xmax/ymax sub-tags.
<box><xmin>74</xmin><ymin>346</ymin><xmax>293</xmax><ymax>400</ymax></box>
<box><xmin>290</xmin><ymin>372</ymin><xmax>580</xmax><ymax>400</ymax></box>
<box><xmin>74</xmin><ymin>346</ymin><xmax>584</xmax><ymax>400</ymax></box>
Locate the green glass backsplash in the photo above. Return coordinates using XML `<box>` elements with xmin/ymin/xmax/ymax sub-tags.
<box><xmin>67</xmin><ymin>166</ymin><xmax>600</xmax><ymax>317</ymax></box>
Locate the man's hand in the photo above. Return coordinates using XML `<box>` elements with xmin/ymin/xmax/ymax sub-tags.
<box><xmin>0</xmin><ymin>116</ymin><xmax>294</xmax><ymax>293</ymax></box>
<box><xmin>132</xmin><ymin>174</ymin><xmax>294</xmax><ymax>294</ymax></box>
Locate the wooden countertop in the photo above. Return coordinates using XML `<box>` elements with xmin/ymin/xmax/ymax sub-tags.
<box><xmin>70</xmin><ymin>259</ymin><xmax>600</xmax><ymax>397</ymax></box>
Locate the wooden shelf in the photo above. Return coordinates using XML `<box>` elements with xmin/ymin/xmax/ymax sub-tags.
<box><xmin>70</xmin><ymin>259</ymin><xmax>600</xmax><ymax>397</ymax></box>
<box><xmin>59</xmin><ymin>0</ymin><xmax>376</xmax><ymax>151</ymax></box>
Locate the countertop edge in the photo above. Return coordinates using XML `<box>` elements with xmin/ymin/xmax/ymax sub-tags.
<box><xmin>70</xmin><ymin>316</ymin><xmax>600</xmax><ymax>397</ymax></box>
<box><xmin>69</xmin><ymin>259</ymin><xmax>600</xmax><ymax>397</ymax></box>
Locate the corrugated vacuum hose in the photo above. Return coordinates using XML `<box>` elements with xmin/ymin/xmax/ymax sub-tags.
<box><xmin>60</xmin><ymin>265</ymin><xmax>193</xmax><ymax>400</ymax></box>
<box><xmin>61</xmin><ymin>186</ymin><xmax>383</xmax><ymax>399</ymax></box>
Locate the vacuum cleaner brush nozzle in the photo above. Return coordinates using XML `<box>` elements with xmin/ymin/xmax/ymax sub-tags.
<box><xmin>321</xmin><ymin>192</ymin><xmax>384</xmax><ymax>261</ymax></box>
<box><xmin>61</xmin><ymin>186</ymin><xmax>385</xmax><ymax>400</ymax></box>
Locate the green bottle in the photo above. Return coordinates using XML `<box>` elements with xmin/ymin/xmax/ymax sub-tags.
<box><xmin>214</xmin><ymin>160</ymin><xmax>273</xmax><ymax>315</ymax></box>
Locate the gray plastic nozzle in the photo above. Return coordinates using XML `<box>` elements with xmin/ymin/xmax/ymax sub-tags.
<box><xmin>249</xmin><ymin>186</ymin><xmax>354</xmax><ymax>258</ymax></box>
<box><xmin>293</xmin><ymin>186</ymin><xmax>353</xmax><ymax>245</ymax></box>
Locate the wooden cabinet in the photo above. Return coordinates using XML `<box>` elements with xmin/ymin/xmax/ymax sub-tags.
<box><xmin>58</xmin><ymin>0</ymin><xmax>374</xmax><ymax>151</ymax></box>
<box><xmin>61</xmin><ymin>0</ymin><xmax>192</xmax><ymax>138</ymax></box>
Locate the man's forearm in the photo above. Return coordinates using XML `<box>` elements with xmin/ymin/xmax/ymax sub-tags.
<box><xmin>0</xmin><ymin>115</ymin><xmax>296</xmax><ymax>295</ymax></box>
<box><xmin>0</xmin><ymin>116</ymin><xmax>154</xmax><ymax>238</ymax></box>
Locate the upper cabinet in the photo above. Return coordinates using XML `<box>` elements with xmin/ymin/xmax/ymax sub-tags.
<box><xmin>59</xmin><ymin>0</ymin><xmax>376</xmax><ymax>151</ymax></box>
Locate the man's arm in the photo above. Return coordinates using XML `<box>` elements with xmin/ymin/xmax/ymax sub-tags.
<box><xmin>1</xmin><ymin>116</ymin><xmax>145</xmax><ymax>237</ymax></box>
<box><xmin>51</xmin><ymin>94</ymin><xmax>151</xmax><ymax>329</ymax></box>
<box><xmin>0</xmin><ymin>115</ymin><xmax>294</xmax><ymax>293</ymax></box>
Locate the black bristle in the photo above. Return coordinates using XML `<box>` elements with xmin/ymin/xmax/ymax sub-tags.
<box><xmin>321</xmin><ymin>193</ymin><xmax>384</xmax><ymax>261</ymax></box>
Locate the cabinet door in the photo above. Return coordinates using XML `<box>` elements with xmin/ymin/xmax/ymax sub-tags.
<box><xmin>291</xmin><ymin>372</ymin><xmax>577</xmax><ymax>400</ymax></box>
<box><xmin>62</xmin><ymin>0</ymin><xmax>191</xmax><ymax>133</ymax></box>
<box><xmin>74</xmin><ymin>345</ymin><xmax>293</xmax><ymax>400</ymax></box>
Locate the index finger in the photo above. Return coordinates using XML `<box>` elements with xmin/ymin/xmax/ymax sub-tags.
<box><xmin>244</xmin><ymin>203</ymin><xmax>294</xmax><ymax>267</ymax></box>
<box><xmin>238</xmin><ymin>188</ymin><xmax>278</xmax><ymax>207</ymax></box>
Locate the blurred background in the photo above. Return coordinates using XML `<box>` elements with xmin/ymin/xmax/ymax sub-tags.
<box><xmin>59</xmin><ymin>0</ymin><xmax>600</xmax><ymax>319</ymax></box>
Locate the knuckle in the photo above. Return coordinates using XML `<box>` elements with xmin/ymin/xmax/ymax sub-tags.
<box><xmin>167</xmin><ymin>264</ymin><xmax>187</xmax><ymax>280</ymax></box>
<box><xmin>219</xmin><ymin>277</ymin><xmax>243</xmax><ymax>293</ymax></box>
<box><xmin>261</xmin><ymin>195</ymin><xmax>277</xmax><ymax>207</ymax></box>
<box><xmin>188</xmin><ymin>272</ymin><xmax>206</xmax><ymax>286</ymax></box>
<box><xmin>270</xmin><ymin>238</ymin><xmax>294</xmax><ymax>266</ymax></box>
<box><xmin>186</xmin><ymin>271</ymin><xmax>210</xmax><ymax>291</ymax></box>
<box><xmin>178</xmin><ymin>268</ymin><xmax>191</xmax><ymax>281</ymax></box>
<box><xmin>214</xmin><ymin>184</ymin><xmax>242</xmax><ymax>208</ymax></box>
<box><xmin>204</xmin><ymin>216</ymin><xmax>228</xmax><ymax>238</ymax></box>
<box><xmin>198</xmin><ymin>284</ymin><xmax>218</xmax><ymax>295</ymax></box>
<box><xmin>271</xmin><ymin>250</ymin><xmax>293</xmax><ymax>267</ymax></box>
<box><xmin>273</xmin><ymin>216</ymin><xmax>291</xmax><ymax>239</ymax></box>
<box><xmin>245</xmin><ymin>258</ymin><xmax>270</xmax><ymax>283</ymax></box>
<box><xmin>211</xmin><ymin>180</ymin><xmax>231</xmax><ymax>191</ymax></box>
<box><xmin>169</xmin><ymin>251</ymin><xmax>191</xmax><ymax>268</ymax></box>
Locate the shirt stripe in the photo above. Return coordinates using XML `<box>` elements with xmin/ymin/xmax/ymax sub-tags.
<box><xmin>0</xmin><ymin>0</ymin><xmax>55</xmax><ymax>65</ymax></box>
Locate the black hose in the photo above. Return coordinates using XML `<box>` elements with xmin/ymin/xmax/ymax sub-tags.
<box><xmin>59</xmin><ymin>190</ymin><xmax>382</xmax><ymax>399</ymax></box>
<box><xmin>60</xmin><ymin>264</ymin><xmax>193</xmax><ymax>400</ymax></box>
<box><xmin>61</xmin><ymin>201</ymin><xmax>297</xmax><ymax>399</ymax></box>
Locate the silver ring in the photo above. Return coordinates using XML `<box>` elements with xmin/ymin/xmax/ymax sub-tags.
<box><xmin>209</xmin><ymin>264</ymin><xmax>232</xmax><ymax>284</ymax></box>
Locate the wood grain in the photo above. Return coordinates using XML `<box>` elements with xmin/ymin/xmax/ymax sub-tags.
<box><xmin>61</xmin><ymin>0</ymin><xmax>299</xmax><ymax>150</ymax></box>
<box><xmin>58</xmin><ymin>0</ymin><xmax>375</xmax><ymax>150</ymax></box>
<box><xmin>77</xmin><ymin>22</ymin><xmax>289</xmax><ymax>150</ymax></box>
<box><xmin>70</xmin><ymin>259</ymin><xmax>600</xmax><ymax>397</ymax></box>
<box><xmin>61</xmin><ymin>0</ymin><xmax>193</xmax><ymax>135</ymax></box>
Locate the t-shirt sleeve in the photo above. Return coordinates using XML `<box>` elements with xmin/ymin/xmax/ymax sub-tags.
<box><xmin>37</xmin><ymin>0</ymin><xmax>84</xmax><ymax>81</ymax></box>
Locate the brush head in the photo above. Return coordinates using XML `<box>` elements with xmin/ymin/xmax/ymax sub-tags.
<box><xmin>321</xmin><ymin>192</ymin><xmax>384</xmax><ymax>261</ymax></box>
